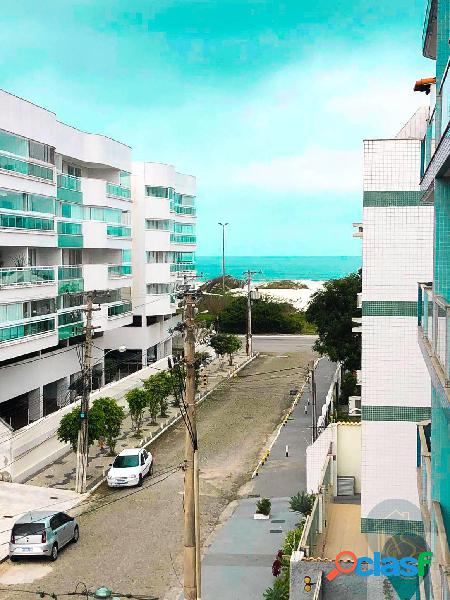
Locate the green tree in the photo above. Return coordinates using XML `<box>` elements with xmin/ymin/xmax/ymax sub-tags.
<box><xmin>143</xmin><ymin>371</ymin><xmax>173</xmax><ymax>418</ymax></box>
<box><xmin>125</xmin><ymin>388</ymin><xmax>148</xmax><ymax>436</ymax></box>
<box><xmin>90</xmin><ymin>397</ymin><xmax>125</xmax><ymax>455</ymax></box>
<box><xmin>57</xmin><ymin>405</ymin><xmax>102</xmax><ymax>452</ymax></box>
<box><xmin>210</xmin><ymin>333</ymin><xmax>242</xmax><ymax>365</ymax></box>
<box><xmin>340</xmin><ymin>371</ymin><xmax>358</xmax><ymax>404</ymax></box>
<box><xmin>306</xmin><ymin>272</ymin><xmax>362</xmax><ymax>370</ymax></box>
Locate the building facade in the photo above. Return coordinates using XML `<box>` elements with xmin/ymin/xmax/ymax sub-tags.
<box><xmin>416</xmin><ymin>0</ymin><xmax>450</xmax><ymax>595</ymax></box>
<box><xmin>360</xmin><ymin>108</ymin><xmax>434</xmax><ymax>534</ymax></box>
<box><xmin>102</xmin><ymin>161</ymin><xmax>197</xmax><ymax>366</ymax></box>
<box><xmin>0</xmin><ymin>90</ymin><xmax>196</xmax><ymax>479</ymax></box>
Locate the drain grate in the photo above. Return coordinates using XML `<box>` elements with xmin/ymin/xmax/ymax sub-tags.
<box><xmin>270</xmin><ymin>529</ymin><xmax>283</xmax><ymax>534</ymax></box>
<box><xmin>271</xmin><ymin>519</ymin><xmax>285</xmax><ymax>524</ymax></box>
<box><xmin>49</xmin><ymin>496</ymin><xmax>58</xmax><ymax>500</ymax></box>
<box><xmin>247</xmin><ymin>494</ymin><xmax>261</xmax><ymax>498</ymax></box>
<box><xmin>3</xmin><ymin>515</ymin><xmax>13</xmax><ymax>518</ymax></box>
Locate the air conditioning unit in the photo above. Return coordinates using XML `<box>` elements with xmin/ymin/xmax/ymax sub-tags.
<box><xmin>337</xmin><ymin>476</ymin><xmax>355</xmax><ymax>496</ymax></box>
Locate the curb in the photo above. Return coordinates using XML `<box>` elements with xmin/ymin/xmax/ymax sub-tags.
<box><xmin>88</xmin><ymin>352</ymin><xmax>259</xmax><ymax>495</ymax></box>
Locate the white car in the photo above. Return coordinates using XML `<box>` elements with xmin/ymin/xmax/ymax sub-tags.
<box><xmin>107</xmin><ymin>448</ymin><xmax>153</xmax><ymax>488</ymax></box>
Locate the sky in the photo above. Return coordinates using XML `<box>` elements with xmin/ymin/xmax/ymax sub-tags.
<box><xmin>1</xmin><ymin>0</ymin><xmax>431</xmax><ymax>256</ymax></box>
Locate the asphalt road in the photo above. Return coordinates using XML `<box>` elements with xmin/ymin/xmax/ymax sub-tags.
<box><xmin>0</xmin><ymin>350</ymin><xmax>315</xmax><ymax>600</ymax></box>
<box><xmin>251</xmin><ymin>334</ymin><xmax>317</xmax><ymax>353</ymax></box>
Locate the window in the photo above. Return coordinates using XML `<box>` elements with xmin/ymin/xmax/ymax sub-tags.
<box><xmin>29</xmin><ymin>140</ymin><xmax>55</xmax><ymax>165</ymax></box>
<box><xmin>12</xmin><ymin>523</ymin><xmax>45</xmax><ymax>537</ymax></box>
<box><xmin>143</xmin><ymin>450</ymin><xmax>148</xmax><ymax>461</ymax></box>
<box><xmin>58</xmin><ymin>202</ymin><xmax>83</xmax><ymax>220</ymax></box>
<box><xmin>145</xmin><ymin>186</ymin><xmax>173</xmax><ymax>198</ymax></box>
<box><xmin>50</xmin><ymin>514</ymin><xmax>64</xmax><ymax>531</ymax></box>
<box><xmin>58</xmin><ymin>221</ymin><xmax>82</xmax><ymax>235</ymax></box>
<box><xmin>145</xmin><ymin>219</ymin><xmax>170</xmax><ymax>231</ymax></box>
<box><xmin>173</xmin><ymin>222</ymin><xmax>195</xmax><ymax>234</ymax></box>
<box><xmin>113</xmin><ymin>455</ymin><xmax>139</xmax><ymax>468</ymax></box>
<box><xmin>140</xmin><ymin>454</ymin><xmax>145</xmax><ymax>466</ymax></box>
<box><xmin>122</xmin><ymin>249</ymin><xmax>132</xmax><ymax>263</ymax></box>
<box><xmin>146</xmin><ymin>283</ymin><xmax>172</xmax><ymax>295</ymax></box>
<box><xmin>0</xmin><ymin>130</ymin><xmax>28</xmax><ymax>157</ymax></box>
<box><xmin>146</xmin><ymin>316</ymin><xmax>158</xmax><ymax>326</ymax></box>
<box><xmin>120</xmin><ymin>171</ymin><xmax>131</xmax><ymax>187</ymax></box>
<box><xmin>28</xmin><ymin>249</ymin><xmax>37</xmax><ymax>266</ymax></box>
<box><xmin>146</xmin><ymin>251</ymin><xmax>172</xmax><ymax>263</ymax></box>
<box><xmin>66</xmin><ymin>164</ymin><xmax>82</xmax><ymax>178</ymax></box>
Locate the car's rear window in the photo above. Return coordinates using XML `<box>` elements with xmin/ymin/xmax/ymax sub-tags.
<box><xmin>13</xmin><ymin>523</ymin><xmax>45</xmax><ymax>536</ymax></box>
<box><xmin>113</xmin><ymin>455</ymin><xmax>139</xmax><ymax>468</ymax></box>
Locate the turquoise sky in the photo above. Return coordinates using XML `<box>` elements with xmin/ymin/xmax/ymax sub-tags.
<box><xmin>2</xmin><ymin>0</ymin><xmax>430</xmax><ymax>255</ymax></box>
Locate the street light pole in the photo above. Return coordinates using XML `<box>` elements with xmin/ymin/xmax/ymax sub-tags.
<box><xmin>218</xmin><ymin>222</ymin><xmax>228</xmax><ymax>295</ymax></box>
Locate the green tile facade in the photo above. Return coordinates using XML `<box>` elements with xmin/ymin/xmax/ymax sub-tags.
<box><xmin>362</xmin><ymin>406</ymin><xmax>432</xmax><ymax>422</ymax></box>
<box><xmin>362</xmin><ymin>301</ymin><xmax>418</xmax><ymax>317</ymax></box>
<box><xmin>363</xmin><ymin>191</ymin><xmax>423</xmax><ymax>207</ymax></box>
<box><xmin>361</xmin><ymin>518</ymin><xmax>424</xmax><ymax>535</ymax></box>
<box><xmin>434</xmin><ymin>179</ymin><xmax>450</xmax><ymax>303</ymax></box>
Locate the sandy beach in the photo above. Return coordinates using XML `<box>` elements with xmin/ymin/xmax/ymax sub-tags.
<box><xmin>230</xmin><ymin>279</ymin><xmax>324</xmax><ymax>310</ymax></box>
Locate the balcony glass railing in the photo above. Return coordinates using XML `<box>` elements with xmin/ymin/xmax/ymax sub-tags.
<box><xmin>58</xmin><ymin>266</ymin><xmax>82</xmax><ymax>280</ymax></box>
<box><xmin>0</xmin><ymin>267</ymin><xmax>55</xmax><ymax>288</ymax></box>
<box><xmin>58</xmin><ymin>310</ymin><xmax>83</xmax><ymax>327</ymax></box>
<box><xmin>424</xmin><ymin>110</ymin><xmax>437</xmax><ymax>171</ymax></box>
<box><xmin>108</xmin><ymin>264</ymin><xmax>132</xmax><ymax>277</ymax></box>
<box><xmin>170</xmin><ymin>263</ymin><xmax>196</xmax><ymax>272</ymax></box>
<box><xmin>418</xmin><ymin>284</ymin><xmax>450</xmax><ymax>379</ymax></box>
<box><xmin>0</xmin><ymin>212</ymin><xmax>54</xmax><ymax>232</ymax></box>
<box><xmin>441</xmin><ymin>71</ymin><xmax>450</xmax><ymax>137</ymax></box>
<box><xmin>0</xmin><ymin>153</ymin><xmax>54</xmax><ymax>181</ymax></box>
<box><xmin>170</xmin><ymin>202</ymin><xmax>196</xmax><ymax>216</ymax></box>
<box><xmin>0</xmin><ymin>316</ymin><xmax>55</xmax><ymax>343</ymax></box>
<box><xmin>58</xmin><ymin>322</ymin><xmax>84</xmax><ymax>341</ymax></box>
<box><xmin>107</xmin><ymin>301</ymin><xmax>132</xmax><ymax>318</ymax></box>
<box><xmin>58</xmin><ymin>266</ymin><xmax>83</xmax><ymax>294</ymax></box>
<box><xmin>106</xmin><ymin>182</ymin><xmax>131</xmax><ymax>200</ymax></box>
<box><xmin>107</xmin><ymin>224</ymin><xmax>131</xmax><ymax>238</ymax></box>
<box><xmin>57</xmin><ymin>173</ymin><xmax>81</xmax><ymax>192</ymax></box>
<box><xmin>170</xmin><ymin>234</ymin><xmax>196</xmax><ymax>244</ymax></box>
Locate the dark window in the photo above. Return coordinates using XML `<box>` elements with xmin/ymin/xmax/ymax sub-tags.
<box><xmin>140</xmin><ymin>454</ymin><xmax>145</xmax><ymax>466</ymax></box>
<box><xmin>146</xmin><ymin>316</ymin><xmax>158</xmax><ymax>326</ymax></box>
<box><xmin>50</xmin><ymin>514</ymin><xmax>64</xmax><ymax>531</ymax></box>
<box><xmin>143</xmin><ymin>450</ymin><xmax>148</xmax><ymax>461</ymax></box>
<box><xmin>113</xmin><ymin>455</ymin><xmax>139</xmax><ymax>468</ymax></box>
<box><xmin>59</xmin><ymin>513</ymin><xmax>73</xmax><ymax>524</ymax></box>
<box><xmin>12</xmin><ymin>523</ymin><xmax>45</xmax><ymax>536</ymax></box>
<box><xmin>125</xmin><ymin>315</ymin><xmax>142</xmax><ymax>328</ymax></box>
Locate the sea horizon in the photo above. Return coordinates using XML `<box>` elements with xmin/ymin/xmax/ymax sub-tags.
<box><xmin>196</xmin><ymin>255</ymin><xmax>362</xmax><ymax>282</ymax></box>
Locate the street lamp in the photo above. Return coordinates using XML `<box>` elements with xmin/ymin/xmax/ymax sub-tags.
<box><xmin>218</xmin><ymin>222</ymin><xmax>229</xmax><ymax>295</ymax></box>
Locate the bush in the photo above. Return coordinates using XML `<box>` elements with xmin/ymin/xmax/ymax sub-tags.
<box><xmin>256</xmin><ymin>498</ymin><xmax>271</xmax><ymax>515</ymax></box>
<box><xmin>143</xmin><ymin>371</ymin><xmax>173</xmax><ymax>418</ymax></box>
<box><xmin>289</xmin><ymin>491</ymin><xmax>315</xmax><ymax>516</ymax></box>
<box><xmin>263</xmin><ymin>575</ymin><xmax>289</xmax><ymax>600</ymax></box>
<box><xmin>283</xmin><ymin>527</ymin><xmax>303</xmax><ymax>556</ymax></box>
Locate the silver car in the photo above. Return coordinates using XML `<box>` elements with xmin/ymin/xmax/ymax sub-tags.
<box><xmin>9</xmin><ymin>510</ymin><xmax>79</xmax><ymax>561</ymax></box>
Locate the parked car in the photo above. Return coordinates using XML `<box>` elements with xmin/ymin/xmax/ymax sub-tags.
<box><xmin>107</xmin><ymin>448</ymin><xmax>153</xmax><ymax>488</ymax></box>
<box><xmin>9</xmin><ymin>511</ymin><xmax>79</xmax><ymax>562</ymax></box>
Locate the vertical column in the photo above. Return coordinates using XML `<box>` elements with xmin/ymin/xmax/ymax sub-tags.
<box><xmin>28</xmin><ymin>388</ymin><xmax>43</xmax><ymax>422</ymax></box>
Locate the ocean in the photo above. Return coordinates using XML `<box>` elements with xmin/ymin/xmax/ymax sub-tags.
<box><xmin>196</xmin><ymin>256</ymin><xmax>362</xmax><ymax>282</ymax></box>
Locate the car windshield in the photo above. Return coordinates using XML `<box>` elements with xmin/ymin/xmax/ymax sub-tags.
<box><xmin>13</xmin><ymin>523</ymin><xmax>45</xmax><ymax>536</ymax></box>
<box><xmin>113</xmin><ymin>455</ymin><xmax>139</xmax><ymax>468</ymax></box>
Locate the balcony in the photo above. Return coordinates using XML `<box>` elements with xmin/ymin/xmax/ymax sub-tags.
<box><xmin>170</xmin><ymin>234</ymin><xmax>196</xmax><ymax>244</ymax></box>
<box><xmin>170</xmin><ymin>263</ymin><xmax>196</xmax><ymax>273</ymax></box>
<box><xmin>417</xmin><ymin>422</ymin><xmax>450</xmax><ymax>599</ymax></box>
<box><xmin>108</xmin><ymin>264</ymin><xmax>132</xmax><ymax>278</ymax></box>
<box><xmin>0</xmin><ymin>153</ymin><xmax>54</xmax><ymax>182</ymax></box>
<box><xmin>418</xmin><ymin>283</ymin><xmax>450</xmax><ymax>382</ymax></box>
<box><xmin>107</xmin><ymin>224</ymin><xmax>131</xmax><ymax>238</ymax></box>
<box><xmin>57</xmin><ymin>221</ymin><xmax>83</xmax><ymax>248</ymax></box>
<box><xmin>0</xmin><ymin>315</ymin><xmax>58</xmax><ymax>361</ymax></box>
<box><xmin>58</xmin><ymin>266</ymin><xmax>84</xmax><ymax>294</ymax></box>
<box><xmin>57</xmin><ymin>173</ymin><xmax>82</xmax><ymax>204</ymax></box>
<box><xmin>170</xmin><ymin>202</ymin><xmax>196</xmax><ymax>216</ymax></box>
<box><xmin>106</xmin><ymin>182</ymin><xmax>131</xmax><ymax>200</ymax></box>
<box><xmin>57</xmin><ymin>309</ymin><xmax>84</xmax><ymax>341</ymax></box>
<box><xmin>0</xmin><ymin>267</ymin><xmax>55</xmax><ymax>288</ymax></box>
<box><xmin>107</xmin><ymin>301</ymin><xmax>132</xmax><ymax>318</ymax></box>
<box><xmin>0</xmin><ymin>212</ymin><xmax>56</xmax><ymax>247</ymax></box>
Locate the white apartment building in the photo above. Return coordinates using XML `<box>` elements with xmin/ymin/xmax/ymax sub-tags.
<box><xmin>0</xmin><ymin>90</ymin><xmax>196</xmax><ymax>480</ymax></box>
<box><xmin>360</xmin><ymin>107</ymin><xmax>434</xmax><ymax>535</ymax></box>
<box><xmin>101</xmin><ymin>161</ymin><xmax>197</xmax><ymax>366</ymax></box>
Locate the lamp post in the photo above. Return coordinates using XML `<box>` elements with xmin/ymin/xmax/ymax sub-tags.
<box><xmin>218</xmin><ymin>222</ymin><xmax>229</xmax><ymax>294</ymax></box>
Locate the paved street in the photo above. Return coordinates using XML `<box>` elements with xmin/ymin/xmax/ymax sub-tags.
<box><xmin>0</xmin><ymin>348</ymin><xmax>315</xmax><ymax>600</ymax></box>
<box><xmin>251</xmin><ymin>334</ymin><xmax>318</xmax><ymax>353</ymax></box>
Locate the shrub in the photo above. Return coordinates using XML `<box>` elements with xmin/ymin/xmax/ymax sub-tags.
<box><xmin>289</xmin><ymin>491</ymin><xmax>315</xmax><ymax>516</ymax></box>
<box><xmin>256</xmin><ymin>498</ymin><xmax>271</xmax><ymax>515</ymax></box>
<box><xmin>263</xmin><ymin>575</ymin><xmax>289</xmax><ymax>600</ymax></box>
<box><xmin>340</xmin><ymin>371</ymin><xmax>358</xmax><ymax>404</ymax></box>
<box><xmin>209</xmin><ymin>333</ymin><xmax>242</xmax><ymax>365</ymax></box>
<box><xmin>283</xmin><ymin>527</ymin><xmax>303</xmax><ymax>556</ymax></box>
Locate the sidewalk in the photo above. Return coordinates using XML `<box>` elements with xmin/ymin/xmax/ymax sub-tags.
<box><xmin>26</xmin><ymin>350</ymin><xmax>253</xmax><ymax>491</ymax></box>
<box><xmin>198</xmin><ymin>358</ymin><xmax>338</xmax><ymax>600</ymax></box>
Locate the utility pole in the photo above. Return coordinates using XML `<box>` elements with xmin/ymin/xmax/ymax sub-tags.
<box><xmin>244</xmin><ymin>270</ymin><xmax>261</xmax><ymax>357</ymax></box>
<box><xmin>218</xmin><ymin>222</ymin><xmax>228</xmax><ymax>295</ymax></box>
<box><xmin>75</xmin><ymin>292</ymin><xmax>99</xmax><ymax>495</ymax></box>
<box><xmin>310</xmin><ymin>360</ymin><xmax>317</xmax><ymax>443</ymax></box>
<box><xmin>183</xmin><ymin>291</ymin><xmax>199</xmax><ymax>600</ymax></box>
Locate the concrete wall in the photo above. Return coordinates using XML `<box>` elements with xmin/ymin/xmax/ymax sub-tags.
<box><xmin>336</xmin><ymin>423</ymin><xmax>361</xmax><ymax>494</ymax></box>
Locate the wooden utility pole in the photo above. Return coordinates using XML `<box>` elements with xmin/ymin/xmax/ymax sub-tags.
<box><xmin>244</xmin><ymin>270</ymin><xmax>261</xmax><ymax>357</ymax></box>
<box><xmin>183</xmin><ymin>292</ymin><xmax>199</xmax><ymax>600</ymax></box>
<box><xmin>75</xmin><ymin>292</ymin><xmax>94</xmax><ymax>494</ymax></box>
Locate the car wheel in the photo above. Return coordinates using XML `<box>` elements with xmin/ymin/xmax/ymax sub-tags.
<box><xmin>10</xmin><ymin>556</ymin><xmax>17</xmax><ymax>563</ymax></box>
<box><xmin>137</xmin><ymin>474</ymin><xmax>143</xmax><ymax>487</ymax></box>
<box><xmin>72</xmin><ymin>526</ymin><xmax>79</xmax><ymax>543</ymax></box>
<box><xmin>149</xmin><ymin>462</ymin><xmax>154</xmax><ymax>476</ymax></box>
<box><xmin>50</xmin><ymin>544</ymin><xmax>58</xmax><ymax>561</ymax></box>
